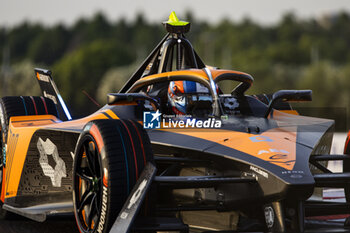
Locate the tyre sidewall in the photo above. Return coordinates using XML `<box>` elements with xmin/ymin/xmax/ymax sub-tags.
<box><xmin>0</xmin><ymin>100</ymin><xmax>8</xmax><ymax>218</ymax></box>
<box><xmin>0</xmin><ymin>101</ymin><xmax>7</xmax><ymax>144</ymax></box>
<box><xmin>343</xmin><ymin>131</ymin><xmax>350</xmax><ymax>201</ymax></box>
<box><xmin>72</xmin><ymin>122</ymin><xmax>110</xmax><ymax>233</ymax></box>
<box><xmin>73</xmin><ymin>120</ymin><xmax>153</xmax><ymax>233</ymax></box>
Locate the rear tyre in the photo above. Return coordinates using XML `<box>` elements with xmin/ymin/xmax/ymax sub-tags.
<box><xmin>0</xmin><ymin>102</ymin><xmax>7</xmax><ymax>219</ymax></box>
<box><xmin>73</xmin><ymin>119</ymin><xmax>153</xmax><ymax>233</ymax></box>
<box><xmin>343</xmin><ymin>131</ymin><xmax>350</xmax><ymax>201</ymax></box>
<box><xmin>0</xmin><ymin>96</ymin><xmax>58</xmax><ymax>219</ymax></box>
<box><xmin>0</xmin><ymin>96</ymin><xmax>58</xmax><ymax>144</ymax></box>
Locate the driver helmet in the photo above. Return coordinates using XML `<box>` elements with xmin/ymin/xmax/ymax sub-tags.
<box><xmin>167</xmin><ymin>81</ymin><xmax>210</xmax><ymax>115</ymax></box>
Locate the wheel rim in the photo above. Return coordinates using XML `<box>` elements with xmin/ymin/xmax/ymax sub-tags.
<box><xmin>74</xmin><ymin>136</ymin><xmax>102</xmax><ymax>233</ymax></box>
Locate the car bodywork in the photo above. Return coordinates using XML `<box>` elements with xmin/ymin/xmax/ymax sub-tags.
<box><xmin>0</xmin><ymin>12</ymin><xmax>349</xmax><ymax>233</ymax></box>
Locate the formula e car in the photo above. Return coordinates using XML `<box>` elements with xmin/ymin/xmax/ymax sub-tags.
<box><xmin>0</xmin><ymin>12</ymin><xmax>350</xmax><ymax>233</ymax></box>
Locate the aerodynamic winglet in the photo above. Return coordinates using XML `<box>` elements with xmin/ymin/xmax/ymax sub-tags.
<box><xmin>110</xmin><ymin>162</ymin><xmax>157</xmax><ymax>233</ymax></box>
<box><xmin>34</xmin><ymin>68</ymin><xmax>72</xmax><ymax>121</ymax></box>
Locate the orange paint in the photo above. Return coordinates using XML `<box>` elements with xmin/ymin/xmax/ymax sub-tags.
<box><xmin>89</xmin><ymin>124</ymin><xmax>104</xmax><ymax>153</ymax></box>
<box><xmin>103</xmin><ymin>174</ymin><xmax>108</xmax><ymax>187</ymax></box>
<box><xmin>140</xmin><ymin>69</ymin><xmax>209</xmax><ymax>82</ymax></box>
<box><xmin>3</xmin><ymin>110</ymin><xmax>111</xmax><ymax>200</ymax></box>
<box><xmin>279</xmin><ymin>110</ymin><xmax>299</xmax><ymax>115</ymax></box>
<box><xmin>105</xmin><ymin>109</ymin><xmax>119</xmax><ymax>119</ymax></box>
<box><xmin>210</xmin><ymin>69</ymin><xmax>251</xmax><ymax>79</ymax></box>
<box><xmin>344</xmin><ymin>130</ymin><xmax>350</xmax><ymax>154</ymax></box>
<box><xmin>161</xmin><ymin>127</ymin><xmax>297</xmax><ymax>170</ymax></box>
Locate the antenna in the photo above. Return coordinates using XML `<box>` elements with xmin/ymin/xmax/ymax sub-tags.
<box><xmin>120</xmin><ymin>11</ymin><xmax>206</xmax><ymax>93</ymax></box>
<box><xmin>163</xmin><ymin>11</ymin><xmax>190</xmax><ymax>34</ymax></box>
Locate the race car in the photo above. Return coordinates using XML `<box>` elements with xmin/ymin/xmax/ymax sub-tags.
<box><xmin>0</xmin><ymin>11</ymin><xmax>350</xmax><ymax>233</ymax></box>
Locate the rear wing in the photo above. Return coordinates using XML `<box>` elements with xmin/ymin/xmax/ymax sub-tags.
<box><xmin>34</xmin><ymin>68</ymin><xmax>72</xmax><ymax>121</ymax></box>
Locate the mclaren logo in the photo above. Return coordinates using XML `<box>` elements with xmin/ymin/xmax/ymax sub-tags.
<box><xmin>250</xmin><ymin>165</ymin><xmax>268</xmax><ymax>179</ymax></box>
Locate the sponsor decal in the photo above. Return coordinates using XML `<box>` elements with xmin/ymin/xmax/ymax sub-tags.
<box><xmin>43</xmin><ymin>91</ymin><xmax>57</xmax><ymax>104</ymax></box>
<box><xmin>264</xmin><ymin>206</ymin><xmax>274</xmax><ymax>228</ymax></box>
<box><xmin>258</xmin><ymin>148</ymin><xmax>289</xmax><ymax>155</ymax></box>
<box><xmin>290</xmin><ymin>174</ymin><xmax>303</xmax><ymax>179</ymax></box>
<box><xmin>281</xmin><ymin>170</ymin><xmax>304</xmax><ymax>174</ymax></box>
<box><xmin>127</xmin><ymin>179</ymin><xmax>147</xmax><ymax>209</ymax></box>
<box><xmin>37</xmin><ymin>137</ymin><xmax>67</xmax><ymax>187</ymax></box>
<box><xmin>97</xmin><ymin>186</ymin><xmax>108</xmax><ymax>233</ymax></box>
<box><xmin>250</xmin><ymin>165</ymin><xmax>269</xmax><ymax>179</ymax></box>
<box><xmin>120</xmin><ymin>179</ymin><xmax>148</xmax><ymax>220</ymax></box>
<box><xmin>37</xmin><ymin>73</ymin><xmax>50</xmax><ymax>82</ymax></box>
<box><xmin>249</xmin><ymin>135</ymin><xmax>273</xmax><ymax>142</ymax></box>
<box><xmin>269</xmin><ymin>154</ymin><xmax>288</xmax><ymax>159</ymax></box>
<box><xmin>120</xmin><ymin>212</ymin><xmax>128</xmax><ymax>220</ymax></box>
<box><xmin>281</xmin><ymin>170</ymin><xmax>304</xmax><ymax>179</ymax></box>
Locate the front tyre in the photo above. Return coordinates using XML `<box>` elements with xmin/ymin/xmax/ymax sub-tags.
<box><xmin>73</xmin><ymin>119</ymin><xmax>153</xmax><ymax>233</ymax></box>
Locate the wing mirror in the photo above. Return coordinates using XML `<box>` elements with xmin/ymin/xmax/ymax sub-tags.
<box><xmin>264</xmin><ymin>90</ymin><xmax>312</xmax><ymax>118</ymax></box>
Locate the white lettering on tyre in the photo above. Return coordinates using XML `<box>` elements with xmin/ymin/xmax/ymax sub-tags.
<box><xmin>97</xmin><ymin>186</ymin><xmax>108</xmax><ymax>233</ymax></box>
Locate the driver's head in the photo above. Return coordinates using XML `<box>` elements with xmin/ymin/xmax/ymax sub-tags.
<box><xmin>167</xmin><ymin>81</ymin><xmax>211</xmax><ymax>115</ymax></box>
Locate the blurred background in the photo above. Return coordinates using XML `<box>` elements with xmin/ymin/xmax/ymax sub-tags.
<box><xmin>0</xmin><ymin>0</ymin><xmax>349</xmax><ymax>131</ymax></box>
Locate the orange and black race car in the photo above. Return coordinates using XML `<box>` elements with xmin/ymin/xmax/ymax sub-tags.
<box><xmin>0</xmin><ymin>12</ymin><xmax>350</xmax><ymax>233</ymax></box>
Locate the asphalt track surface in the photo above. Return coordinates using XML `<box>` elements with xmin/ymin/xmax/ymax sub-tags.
<box><xmin>1</xmin><ymin>216</ymin><xmax>350</xmax><ymax>233</ymax></box>
<box><xmin>0</xmin><ymin>215</ymin><xmax>79</xmax><ymax>233</ymax></box>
